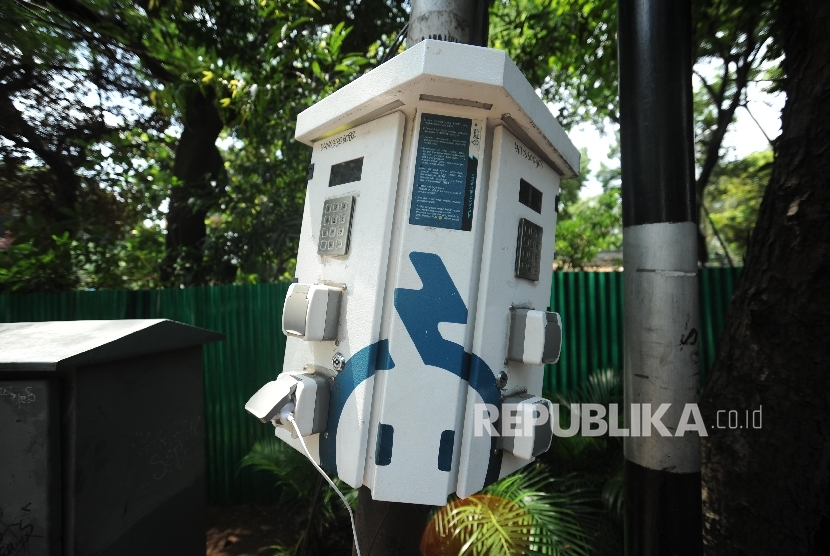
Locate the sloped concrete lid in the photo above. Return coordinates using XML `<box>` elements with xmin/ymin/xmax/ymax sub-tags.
<box><xmin>0</xmin><ymin>319</ymin><xmax>224</xmax><ymax>371</ymax></box>
<box><xmin>295</xmin><ymin>39</ymin><xmax>580</xmax><ymax>178</ymax></box>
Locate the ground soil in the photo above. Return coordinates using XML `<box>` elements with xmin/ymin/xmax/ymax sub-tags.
<box><xmin>206</xmin><ymin>504</ymin><xmax>296</xmax><ymax>556</ymax></box>
<box><xmin>206</xmin><ymin>504</ymin><xmax>353</xmax><ymax>556</ymax></box>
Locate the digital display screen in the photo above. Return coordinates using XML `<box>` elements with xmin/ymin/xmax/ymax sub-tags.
<box><xmin>329</xmin><ymin>157</ymin><xmax>364</xmax><ymax>187</ymax></box>
<box><xmin>519</xmin><ymin>178</ymin><xmax>543</xmax><ymax>213</ymax></box>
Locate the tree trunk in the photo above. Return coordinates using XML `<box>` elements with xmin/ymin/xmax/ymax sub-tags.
<box><xmin>161</xmin><ymin>88</ymin><xmax>224</xmax><ymax>286</ymax></box>
<box><xmin>700</xmin><ymin>0</ymin><xmax>830</xmax><ymax>553</ymax></box>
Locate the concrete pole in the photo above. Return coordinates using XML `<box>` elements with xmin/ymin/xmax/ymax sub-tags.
<box><xmin>618</xmin><ymin>0</ymin><xmax>702</xmax><ymax>554</ymax></box>
<box><xmin>351</xmin><ymin>3</ymin><xmax>485</xmax><ymax>554</ymax></box>
<box><xmin>406</xmin><ymin>0</ymin><xmax>489</xmax><ymax>48</ymax></box>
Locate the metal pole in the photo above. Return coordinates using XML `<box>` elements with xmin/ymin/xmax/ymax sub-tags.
<box><xmin>352</xmin><ymin>2</ymin><xmax>484</xmax><ymax>554</ymax></box>
<box><xmin>406</xmin><ymin>0</ymin><xmax>488</xmax><ymax>48</ymax></box>
<box><xmin>352</xmin><ymin>486</ymin><xmax>432</xmax><ymax>555</ymax></box>
<box><xmin>618</xmin><ymin>0</ymin><xmax>702</xmax><ymax>554</ymax></box>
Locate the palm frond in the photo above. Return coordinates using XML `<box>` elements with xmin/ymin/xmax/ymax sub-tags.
<box><xmin>601</xmin><ymin>460</ymin><xmax>624</xmax><ymax>520</ymax></box>
<box><xmin>238</xmin><ymin>436</ymin><xmax>319</xmax><ymax>506</ymax></box>
<box><xmin>238</xmin><ymin>435</ymin><xmax>356</xmax><ymax>538</ymax></box>
<box><xmin>554</xmin><ymin>368</ymin><xmax>621</xmax><ymax>409</ymax></box>
<box><xmin>423</xmin><ymin>464</ymin><xmax>599</xmax><ymax>556</ymax></box>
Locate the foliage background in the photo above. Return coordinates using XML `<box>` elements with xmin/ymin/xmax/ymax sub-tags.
<box><xmin>0</xmin><ymin>0</ymin><xmax>790</xmax><ymax>552</ymax></box>
<box><xmin>1</xmin><ymin>0</ymin><xmax>780</xmax><ymax>290</ymax></box>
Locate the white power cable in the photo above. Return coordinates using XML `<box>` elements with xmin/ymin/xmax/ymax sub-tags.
<box><xmin>285</xmin><ymin>413</ymin><xmax>363</xmax><ymax>556</ymax></box>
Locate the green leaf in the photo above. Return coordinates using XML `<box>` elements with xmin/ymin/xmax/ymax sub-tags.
<box><xmin>423</xmin><ymin>464</ymin><xmax>599</xmax><ymax>556</ymax></box>
<box><xmin>311</xmin><ymin>60</ymin><xmax>323</xmax><ymax>79</ymax></box>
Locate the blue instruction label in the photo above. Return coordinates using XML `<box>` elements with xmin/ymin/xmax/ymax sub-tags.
<box><xmin>409</xmin><ymin>113</ymin><xmax>478</xmax><ymax>231</ymax></box>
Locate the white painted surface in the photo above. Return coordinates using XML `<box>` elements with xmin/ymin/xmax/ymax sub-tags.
<box><xmin>502</xmin><ymin>396</ymin><xmax>550</xmax><ymax>461</ymax></box>
<box><xmin>276</xmin><ymin>111</ymin><xmax>406</xmax><ymax>487</ymax></box>
<box><xmin>304</xmin><ymin>285</ymin><xmax>338</xmax><ymax>341</ymax></box>
<box><xmin>366</xmin><ymin>109</ymin><xmax>489</xmax><ymax>505</ymax></box>
<box><xmin>457</xmin><ymin>126</ymin><xmax>560</xmax><ymax>498</ymax></box>
<box><xmin>268</xmin><ymin>46</ymin><xmax>578</xmax><ymax>504</ymax></box>
<box><xmin>292</xmin><ymin>374</ymin><xmax>323</xmax><ymax>437</ymax></box>
<box><xmin>0</xmin><ymin>320</ymin><xmax>162</xmax><ymax>363</ymax></box>
<box><xmin>522</xmin><ymin>311</ymin><xmax>546</xmax><ymax>366</ymax></box>
<box><xmin>0</xmin><ymin>319</ymin><xmax>221</xmax><ymax>370</ymax></box>
<box><xmin>623</xmin><ymin>221</ymin><xmax>700</xmax><ymax>474</ymax></box>
<box><xmin>244</xmin><ymin>375</ymin><xmax>295</xmax><ymax>422</ymax></box>
<box><xmin>294</xmin><ymin>40</ymin><xmax>580</xmax><ymax>178</ymax></box>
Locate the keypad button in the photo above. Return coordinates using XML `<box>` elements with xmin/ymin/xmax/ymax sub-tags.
<box><xmin>318</xmin><ymin>195</ymin><xmax>354</xmax><ymax>256</ymax></box>
<box><xmin>515</xmin><ymin>218</ymin><xmax>543</xmax><ymax>282</ymax></box>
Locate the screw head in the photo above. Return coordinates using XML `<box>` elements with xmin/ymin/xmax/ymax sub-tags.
<box><xmin>332</xmin><ymin>352</ymin><xmax>346</xmax><ymax>371</ymax></box>
<box><xmin>496</xmin><ymin>371</ymin><xmax>509</xmax><ymax>390</ymax></box>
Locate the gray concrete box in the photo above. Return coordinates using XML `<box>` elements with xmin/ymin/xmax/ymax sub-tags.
<box><xmin>0</xmin><ymin>320</ymin><xmax>223</xmax><ymax>556</ymax></box>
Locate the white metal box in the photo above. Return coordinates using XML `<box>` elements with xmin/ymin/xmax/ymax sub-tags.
<box><xmin>261</xmin><ymin>40</ymin><xmax>577</xmax><ymax>505</ymax></box>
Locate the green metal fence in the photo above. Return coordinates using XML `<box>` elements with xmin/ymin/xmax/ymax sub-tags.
<box><xmin>546</xmin><ymin>267</ymin><xmax>741</xmax><ymax>395</ymax></box>
<box><xmin>0</xmin><ymin>268</ymin><xmax>740</xmax><ymax>503</ymax></box>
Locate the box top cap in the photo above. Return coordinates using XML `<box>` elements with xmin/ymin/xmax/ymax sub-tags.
<box><xmin>0</xmin><ymin>319</ymin><xmax>224</xmax><ymax>371</ymax></box>
<box><xmin>295</xmin><ymin>40</ymin><xmax>580</xmax><ymax>178</ymax></box>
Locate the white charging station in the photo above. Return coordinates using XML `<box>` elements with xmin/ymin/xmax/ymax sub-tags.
<box><xmin>246</xmin><ymin>39</ymin><xmax>579</xmax><ymax>505</ymax></box>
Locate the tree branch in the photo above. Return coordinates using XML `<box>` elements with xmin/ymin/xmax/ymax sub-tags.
<box><xmin>741</xmin><ymin>102</ymin><xmax>774</xmax><ymax>146</ymax></box>
<box><xmin>28</xmin><ymin>0</ymin><xmax>180</xmax><ymax>83</ymax></box>
<box><xmin>0</xmin><ymin>87</ymin><xmax>80</xmax><ymax>209</ymax></box>
<box><xmin>696</xmin><ymin>40</ymin><xmax>758</xmax><ymax>202</ymax></box>
<box><xmin>693</xmin><ymin>69</ymin><xmax>719</xmax><ymax>102</ymax></box>
<box><xmin>702</xmin><ymin>202</ymin><xmax>735</xmax><ymax>268</ymax></box>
